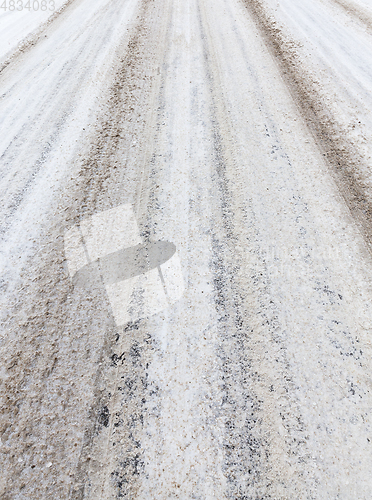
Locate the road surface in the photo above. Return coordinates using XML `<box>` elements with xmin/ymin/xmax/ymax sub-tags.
<box><xmin>1</xmin><ymin>0</ymin><xmax>372</xmax><ymax>498</ymax></box>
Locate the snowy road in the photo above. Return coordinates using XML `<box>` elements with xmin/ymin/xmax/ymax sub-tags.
<box><xmin>2</xmin><ymin>0</ymin><xmax>372</xmax><ymax>498</ymax></box>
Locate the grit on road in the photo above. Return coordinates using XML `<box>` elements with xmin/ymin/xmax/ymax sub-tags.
<box><xmin>1</xmin><ymin>0</ymin><xmax>372</xmax><ymax>498</ymax></box>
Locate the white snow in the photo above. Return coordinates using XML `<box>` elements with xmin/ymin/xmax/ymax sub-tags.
<box><xmin>0</xmin><ymin>0</ymin><xmax>67</xmax><ymax>62</ymax></box>
<box><xmin>3</xmin><ymin>0</ymin><xmax>372</xmax><ymax>496</ymax></box>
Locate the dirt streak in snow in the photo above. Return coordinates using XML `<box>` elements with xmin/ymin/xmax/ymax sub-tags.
<box><xmin>330</xmin><ymin>0</ymin><xmax>372</xmax><ymax>32</ymax></box>
<box><xmin>69</xmin><ymin>0</ymin><xmax>170</xmax><ymax>496</ymax></box>
<box><xmin>0</xmin><ymin>0</ymin><xmax>79</xmax><ymax>74</ymax></box>
<box><xmin>243</xmin><ymin>0</ymin><xmax>372</xmax><ymax>255</ymax></box>
<box><xmin>0</xmin><ymin>0</ymin><xmax>164</xmax><ymax>497</ymax></box>
<box><xmin>196</xmin><ymin>1</ymin><xmax>315</xmax><ymax>496</ymax></box>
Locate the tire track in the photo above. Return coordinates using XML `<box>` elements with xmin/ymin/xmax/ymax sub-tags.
<box><xmin>197</xmin><ymin>1</ymin><xmax>316</xmax><ymax>497</ymax></box>
<box><xmin>0</xmin><ymin>0</ymin><xmax>136</xmax><ymax>241</ymax></box>
<box><xmin>0</xmin><ymin>0</ymin><xmax>165</xmax><ymax>496</ymax></box>
<box><xmin>0</xmin><ymin>0</ymin><xmax>79</xmax><ymax>74</ymax></box>
<box><xmin>242</xmin><ymin>0</ymin><xmax>372</xmax><ymax>256</ymax></box>
<box><xmin>329</xmin><ymin>0</ymin><xmax>372</xmax><ymax>33</ymax></box>
<box><xmin>68</xmin><ymin>0</ymin><xmax>173</xmax><ymax>496</ymax></box>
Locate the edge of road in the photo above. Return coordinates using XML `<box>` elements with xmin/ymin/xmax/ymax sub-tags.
<box><xmin>0</xmin><ymin>0</ymin><xmax>79</xmax><ymax>75</ymax></box>
<box><xmin>241</xmin><ymin>0</ymin><xmax>372</xmax><ymax>256</ymax></box>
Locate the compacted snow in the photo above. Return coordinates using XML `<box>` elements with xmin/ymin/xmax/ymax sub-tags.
<box><xmin>2</xmin><ymin>0</ymin><xmax>372</xmax><ymax>498</ymax></box>
<box><xmin>0</xmin><ymin>0</ymin><xmax>68</xmax><ymax>62</ymax></box>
